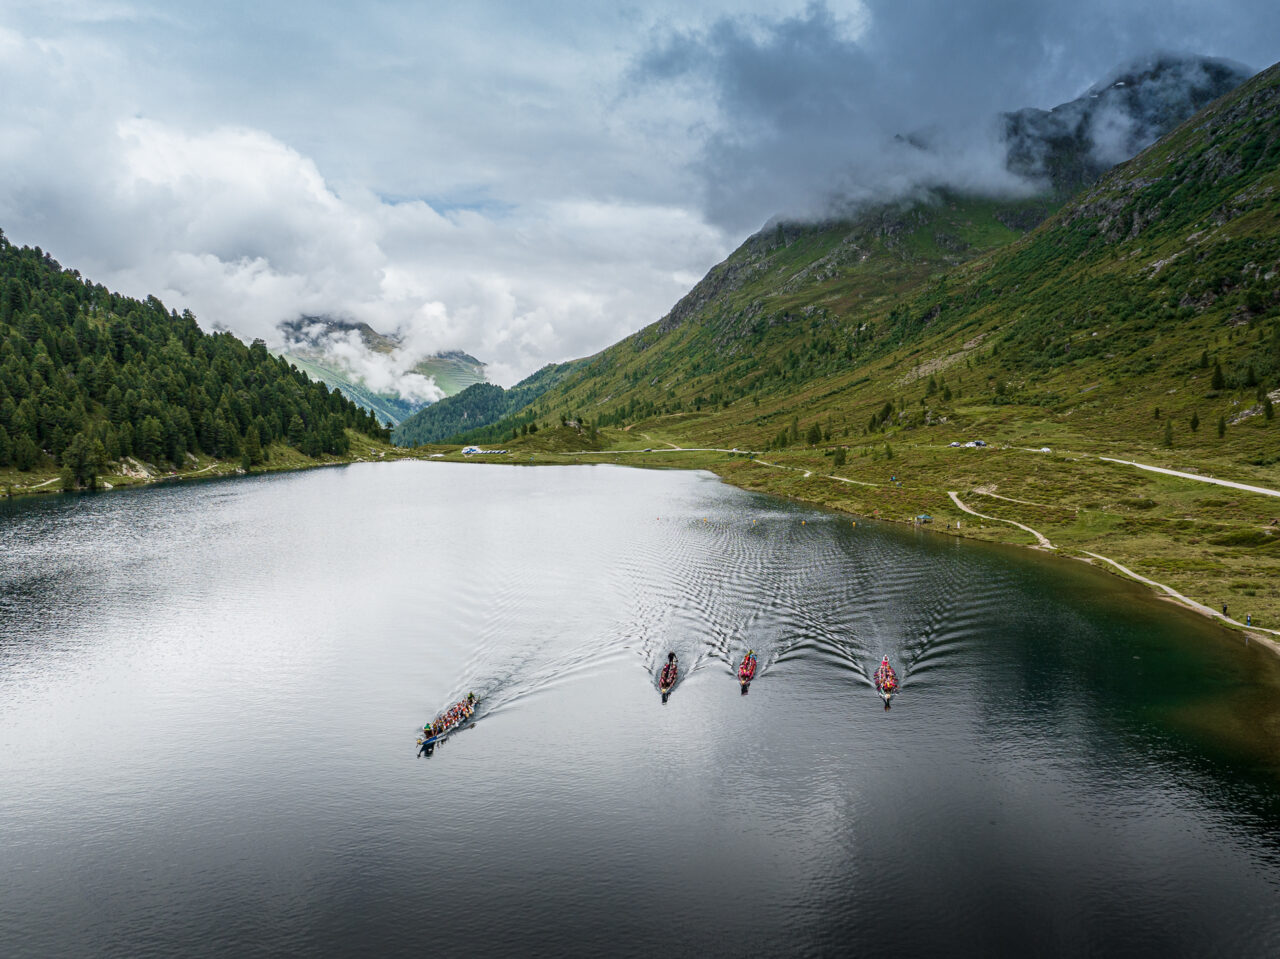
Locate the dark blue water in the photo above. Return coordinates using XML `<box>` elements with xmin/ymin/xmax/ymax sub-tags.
<box><xmin>2</xmin><ymin>462</ymin><xmax>1278</xmax><ymax>957</ymax></box>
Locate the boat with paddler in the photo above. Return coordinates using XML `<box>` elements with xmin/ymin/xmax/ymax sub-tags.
<box><xmin>417</xmin><ymin>693</ymin><xmax>477</xmax><ymax>752</ymax></box>
<box><xmin>738</xmin><ymin>651</ymin><xmax>757</xmax><ymax>692</ymax></box>
<box><xmin>874</xmin><ymin>657</ymin><xmax>898</xmax><ymax>708</ymax></box>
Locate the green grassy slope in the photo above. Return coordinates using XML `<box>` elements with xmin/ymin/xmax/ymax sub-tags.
<box><xmin>395</xmin><ymin>56</ymin><xmax>1251</xmax><ymax>448</ymax></box>
<box><xmin>393</xmin><ymin>358</ymin><xmax>587</xmax><ymax>446</ymax></box>
<box><xmin>417</xmin><ymin>351</ymin><xmax>488</xmax><ymax>395</ymax></box>
<box><xmin>431</xmin><ymin>62</ymin><xmax>1280</xmax><ymax>633</ymax></box>
<box><xmin>485</xmin><ymin>62</ymin><xmax>1280</xmax><ymax>454</ymax></box>
<box><xmin>410</xmin><ymin>192</ymin><xmax>1055</xmax><ymax>445</ymax></box>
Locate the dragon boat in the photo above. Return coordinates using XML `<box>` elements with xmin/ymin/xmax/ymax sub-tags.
<box><xmin>418</xmin><ymin>694</ymin><xmax>477</xmax><ymax>750</ymax></box>
<box><xmin>659</xmin><ymin>656</ymin><xmax>678</xmax><ymax>702</ymax></box>
<box><xmin>874</xmin><ymin>658</ymin><xmax>899</xmax><ymax>707</ymax></box>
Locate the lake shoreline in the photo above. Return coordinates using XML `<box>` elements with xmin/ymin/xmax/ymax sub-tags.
<box><xmin>7</xmin><ymin>445</ymin><xmax>1277</xmax><ymax>660</ymax></box>
<box><xmin>455</xmin><ymin>449</ymin><xmax>1280</xmax><ymax>659</ymax></box>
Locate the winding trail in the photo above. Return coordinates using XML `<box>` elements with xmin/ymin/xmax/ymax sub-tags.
<box><xmin>1082</xmin><ymin>551</ymin><xmax>1280</xmax><ymax>644</ymax></box>
<box><xmin>1100</xmin><ymin>457</ymin><xmax>1280</xmax><ymax>500</ymax></box>
<box><xmin>752</xmin><ymin>458</ymin><xmax>879</xmax><ymax>487</ymax></box>
<box><xmin>546</xmin><ymin>443</ymin><xmax>1280</xmax><ymax>648</ymax></box>
<box><xmin>948</xmin><ymin>491</ymin><xmax>1056</xmax><ymax>549</ymax></box>
<box><xmin>827</xmin><ymin>474</ymin><xmax>879</xmax><ymax>488</ymax></box>
<box><xmin>973</xmin><ymin>485</ymin><xmax>1076</xmax><ymax>512</ymax></box>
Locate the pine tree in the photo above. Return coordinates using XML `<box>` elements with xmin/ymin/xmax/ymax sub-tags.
<box><xmin>61</xmin><ymin>431</ymin><xmax>104</xmax><ymax>489</ymax></box>
<box><xmin>1217</xmin><ymin>415</ymin><xmax>1226</xmax><ymax>438</ymax></box>
<box><xmin>1211</xmin><ymin>362</ymin><xmax>1225</xmax><ymax>391</ymax></box>
<box><xmin>1190</xmin><ymin>411</ymin><xmax>1200</xmax><ymax>432</ymax></box>
<box><xmin>1162</xmin><ymin>419</ymin><xmax>1173</xmax><ymax>447</ymax></box>
<box><xmin>140</xmin><ymin>416</ymin><xmax>164</xmax><ymax>463</ymax></box>
<box><xmin>244</xmin><ymin>425</ymin><xmax>263</xmax><ymax>465</ymax></box>
<box><xmin>13</xmin><ymin>433</ymin><xmax>38</xmax><ymax>470</ymax></box>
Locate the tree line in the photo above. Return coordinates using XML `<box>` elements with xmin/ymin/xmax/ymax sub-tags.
<box><xmin>0</xmin><ymin>229</ymin><xmax>389</xmax><ymax>488</ymax></box>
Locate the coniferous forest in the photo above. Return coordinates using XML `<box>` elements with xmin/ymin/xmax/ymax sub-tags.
<box><xmin>0</xmin><ymin>229</ymin><xmax>389</xmax><ymax>489</ymax></box>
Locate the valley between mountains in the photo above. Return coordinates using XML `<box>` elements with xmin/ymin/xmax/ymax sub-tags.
<box><xmin>2</xmin><ymin>56</ymin><xmax>1278</xmax><ymax>641</ymax></box>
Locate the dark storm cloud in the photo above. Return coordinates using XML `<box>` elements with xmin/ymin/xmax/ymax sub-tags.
<box><xmin>632</xmin><ymin>0</ymin><xmax>1280</xmax><ymax>231</ymax></box>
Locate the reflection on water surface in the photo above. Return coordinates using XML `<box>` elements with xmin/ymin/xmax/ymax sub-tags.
<box><xmin>2</xmin><ymin>462</ymin><xmax>1278</xmax><ymax>957</ymax></box>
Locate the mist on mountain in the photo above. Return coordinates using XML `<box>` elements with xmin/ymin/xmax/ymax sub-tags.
<box><xmin>632</xmin><ymin>3</ymin><xmax>1255</xmax><ymax>231</ymax></box>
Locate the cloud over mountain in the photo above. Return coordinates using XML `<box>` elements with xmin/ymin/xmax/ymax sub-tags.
<box><xmin>630</xmin><ymin>2</ymin><xmax>1269</xmax><ymax>230</ymax></box>
<box><xmin>0</xmin><ymin>1</ymin><xmax>1278</xmax><ymax>387</ymax></box>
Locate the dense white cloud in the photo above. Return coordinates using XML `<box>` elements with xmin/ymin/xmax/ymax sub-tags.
<box><xmin>0</xmin><ymin>32</ymin><xmax>726</xmax><ymax>386</ymax></box>
<box><xmin>1</xmin><ymin>1</ymin><xmax>1278</xmax><ymax>387</ymax></box>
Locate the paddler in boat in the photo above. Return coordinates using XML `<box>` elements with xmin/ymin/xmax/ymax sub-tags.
<box><xmin>662</xmin><ymin>652</ymin><xmax>677</xmax><ymax>686</ymax></box>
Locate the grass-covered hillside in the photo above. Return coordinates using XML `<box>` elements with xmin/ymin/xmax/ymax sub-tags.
<box><xmin>400</xmin><ymin>55</ymin><xmax>1249</xmax><ymax>449</ymax></box>
<box><xmin>0</xmin><ymin>233</ymin><xmax>390</xmax><ymax>492</ymax></box>
<box><xmin>415</xmin><ymin>60</ymin><xmax>1280</xmax><ymax>633</ymax></box>
<box><xmin>467</xmin><ymin>61</ymin><xmax>1280</xmax><ymax>453</ymax></box>
<box><xmin>393</xmin><ymin>358</ymin><xmax>587</xmax><ymax>446</ymax></box>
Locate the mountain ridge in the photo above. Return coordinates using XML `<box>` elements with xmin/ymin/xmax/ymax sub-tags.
<box><xmin>278</xmin><ymin>315</ymin><xmax>487</xmax><ymax>425</ymax></box>
<box><xmin>398</xmin><ymin>53</ymin><xmax>1254</xmax><ymax>446</ymax></box>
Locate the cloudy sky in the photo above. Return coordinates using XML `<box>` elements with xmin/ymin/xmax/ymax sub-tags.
<box><xmin>1</xmin><ymin>1</ymin><xmax>1278</xmax><ymax>386</ymax></box>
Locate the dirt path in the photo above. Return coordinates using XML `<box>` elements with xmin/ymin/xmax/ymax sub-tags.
<box><xmin>752</xmin><ymin>459</ymin><xmax>880</xmax><ymax>487</ymax></box>
<box><xmin>635</xmin><ymin>433</ymin><xmax>682</xmax><ymax>450</ymax></box>
<box><xmin>1100</xmin><ymin>457</ymin><xmax>1280</xmax><ymax>499</ymax></box>
<box><xmin>973</xmin><ymin>485</ymin><xmax>1075</xmax><ymax>511</ymax></box>
<box><xmin>1082</xmin><ymin>551</ymin><xmax>1280</xmax><ymax>653</ymax></box>
<box><xmin>827</xmin><ymin>474</ymin><xmax>878</xmax><ymax>488</ymax></box>
<box><xmin>565</xmin><ymin>445</ymin><xmax>728</xmax><ymax>455</ymax></box>
<box><xmin>948</xmin><ymin>491</ymin><xmax>1056</xmax><ymax>549</ymax></box>
<box><xmin>750</xmin><ymin>458</ymin><xmax>805</xmax><ymax>474</ymax></box>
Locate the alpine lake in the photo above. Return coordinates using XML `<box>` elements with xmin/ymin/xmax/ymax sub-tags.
<box><xmin>2</xmin><ymin>461</ymin><xmax>1279</xmax><ymax>958</ymax></box>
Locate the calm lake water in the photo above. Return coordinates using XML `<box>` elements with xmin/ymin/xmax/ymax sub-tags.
<box><xmin>2</xmin><ymin>462</ymin><xmax>1279</xmax><ymax>957</ymax></box>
